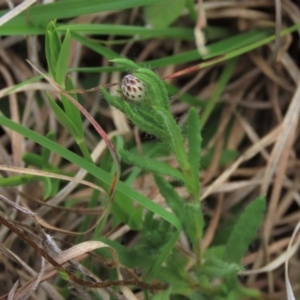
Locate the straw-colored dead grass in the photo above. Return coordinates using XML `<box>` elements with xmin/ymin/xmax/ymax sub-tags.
<box><xmin>0</xmin><ymin>0</ymin><xmax>300</xmax><ymax>299</ymax></box>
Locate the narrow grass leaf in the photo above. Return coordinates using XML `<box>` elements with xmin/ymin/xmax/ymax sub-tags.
<box><xmin>56</xmin><ymin>29</ymin><xmax>71</xmax><ymax>87</ymax></box>
<box><xmin>0</xmin><ymin>175</ymin><xmax>31</xmax><ymax>187</ymax></box>
<box><xmin>120</xmin><ymin>149</ymin><xmax>185</xmax><ymax>182</ymax></box>
<box><xmin>146</xmin><ymin>28</ymin><xmax>273</xmax><ymax>68</ymax></box>
<box><xmin>62</xmin><ymin>77</ymin><xmax>84</xmax><ymax>138</ymax></box>
<box><xmin>23</xmin><ymin>153</ymin><xmax>43</xmax><ymax>168</ymax></box>
<box><xmin>0</xmin><ymin>0</ymin><xmax>163</xmax><ymax>24</ymax></box>
<box><xmin>57</xmin><ymin>24</ymin><xmax>194</xmax><ymax>40</ymax></box>
<box><xmin>186</xmin><ymin>107</ymin><xmax>202</xmax><ymax>200</ymax></box>
<box><xmin>45</xmin><ymin>21</ymin><xmax>61</xmax><ymax>79</ymax></box>
<box><xmin>0</xmin><ymin>25</ymin><xmax>45</xmax><ymax>36</ymax></box>
<box><xmin>200</xmin><ymin>58</ymin><xmax>238</xmax><ymax>126</ymax></box>
<box><xmin>72</xmin><ymin>32</ymin><xmax>120</xmax><ymax>60</ymax></box>
<box><xmin>223</xmin><ymin>196</ymin><xmax>266</xmax><ymax>263</ymax></box>
<box><xmin>144</xmin><ymin>0</ymin><xmax>185</xmax><ymax>28</ymax></box>
<box><xmin>47</xmin><ymin>93</ymin><xmax>81</xmax><ymax>139</ymax></box>
<box><xmin>45</xmin><ymin>31</ymin><xmax>58</xmax><ymax>79</ymax></box>
<box><xmin>41</xmin><ymin>132</ymin><xmax>55</xmax><ymax>165</ymax></box>
<box><xmin>42</xmin><ymin>177</ymin><xmax>53</xmax><ymax>199</ymax></box>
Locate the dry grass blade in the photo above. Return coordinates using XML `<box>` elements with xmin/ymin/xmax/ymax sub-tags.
<box><xmin>0</xmin><ymin>194</ymin><xmax>35</xmax><ymax>216</ymax></box>
<box><xmin>0</xmin><ymin>164</ymin><xmax>105</xmax><ymax>194</ymax></box>
<box><xmin>0</xmin><ymin>165</ymin><xmax>109</xmax><ymax>235</ymax></box>
<box><xmin>262</xmin><ymin>79</ymin><xmax>300</xmax><ymax>241</ymax></box>
<box><xmin>201</xmin><ymin>126</ymin><xmax>281</xmax><ymax>200</ymax></box>
<box><xmin>194</xmin><ymin>0</ymin><xmax>208</xmax><ymax>56</ymax></box>
<box><xmin>273</xmin><ymin>0</ymin><xmax>282</xmax><ymax>61</ymax></box>
<box><xmin>0</xmin><ymin>64</ymin><xmax>22</xmax><ymax>167</ymax></box>
<box><xmin>7</xmin><ymin>280</ymin><xmax>18</xmax><ymax>300</ymax></box>
<box><xmin>285</xmin><ymin>220</ymin><xmax>300</xmax><ymax>300</ymax></box>
<box><xmin>0</xmin><ymin>82</ymin><xmax>55</xmax><ymax>98</ymax></box>
<box><xmin>21</xmin><ymin>257</ymin><xmax>45</xmax><ymax>300</ymax></box>
<box><xmin>0</xmin><ymin>244</ymin><xmax>64</xmax><ymax>300</ymax></box>
<box><xmin>0</xmin><ymin>0</ymin><xmax>36</xmax><ymax>27</ymax></box>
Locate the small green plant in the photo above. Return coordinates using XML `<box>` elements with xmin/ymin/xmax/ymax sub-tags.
<box><xmin>0</xmin><ymin>20</ymin><xmax>268</xmax><ymax>299</ymax></box>
<box><xmin>100</xmin><ymin>57</ymin><xmax>267</xmax><ymax>298</ymax></box>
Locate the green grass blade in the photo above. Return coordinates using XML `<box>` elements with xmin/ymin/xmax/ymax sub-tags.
<box><xmin>41</xmin><ymin>132</ymin><xmax>55</xmax><ymax>165</ymax></box>
<box><xmin>23</xmin><ymin>153</ymin><xmax>43</xmax><ymax>168</ymax></box>
<box><xmin>146</xmin><ymin>28</ymin><xmax>273</xmax><ymax>68</ymax></box>
<box><xmin>57</xmin><ymin>24</ymin><xmax>194</xmax><ymax>40</ymax></box>
<box><xmin>200</xmin><ymin>58</ymin><xmax>238</xmax><ymax>126</ymax></box>
<box><xmin>47</xmin><ymin>93</ymin><xmax>81</xmax><ymax>139</ymax></box>
<box><xmin>56</xmin><ymin>29</ymin><xmax>71</xmax><ymax>87</ymax></box>
<box><xmin>1</xmin><ymin>0</ymin><xmax>163</xmax><ymax>25</ymax></box>
<box><xmin>62</xmin><ymin>77</ymin><xmax>84</xmax><ymax>138</ymax></box>
<box><xmin>0</xmin><ymin>175</ymin><xmax>32</xmax><ymax>187</ymax></box>
<box><xmin>223</xmin><ymin>196</ymin><xmax>266</xmax><ymax>263</ymax></box>
<box><xmin>71</xmin><ymin>32</ymin><xmax>120</xmax><ymax>60</ymax></box>
<box><xmin>186</xmin><ymin>107</ymin><xmax>202</xmax><ymax>200</ymax></box>
<box><xmin>144</xmin><ymin>0</ymin><xmax>185</xmax><ymax>28</ymax></box>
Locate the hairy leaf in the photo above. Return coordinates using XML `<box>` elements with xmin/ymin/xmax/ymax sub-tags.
<box><xmin>223</xmin><ymin>196</ymin><xmax>266</xmax><ymax>263</ymax></box>
<box><xmin>120</xmin><ymin>149</ymin><xmax>185</xmax><ymax>182</ymax></box>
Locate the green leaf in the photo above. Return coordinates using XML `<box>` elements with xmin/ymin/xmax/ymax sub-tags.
<box><xmin>0</xmin><ymin>0</ymin><xmax>163</xmax><ymax>25</ymax></box>
<box><xmin>154</xmin><ymin>108</ymin><xmax>189</xmax><ymax>173</ymax></box>
<box><xmin>144</xmin><ymin>0</ymin><xmax>185</xmax><ymax>28</ymax></box>
<box><xmin>42</xmin><ymin>177</ymin><xmax>53</xmax><ymax>200</ymax></box>
<box><xmin>56</xmin><ymin>29</ymin><xmax>71</xmax><ymax>87</ymax></box>
<box><xmin>186</xmin><ymin>107</ymin><xmax>202</xmax><ymax>200</ymax></box>
<box><xmin>200</xmin><ymin>58</ymin><xmax>238</xmax><ymax>126</ymax></box>
<box><xmin>154</xmin><ymin>175</ymin><xmax>185</xmax><ymax>221</ymax></box>
<box><xmin>199</xmin><ymin>257</ymin><xmax>242</xmax><ymax>279</ymax></box>
<box><xmin>223</xmin><ymin>196</ymin><xmax>266</xmax><ymax>263</ymax></box>
<box><xmin>23</xmin><ymin>153</ymin><xmax>43</xmax><ymax>168</ymax></box>
<box><xmin>57</xmin><ymin>24</ymin><xmax>194</xmax><ymax>40</ymax></box>
<box><xmin>120</xmin><ymin>149</ymin><xmax>185</xmax><ymax>182</ymax></box>
<box><xmin>185</xmin><ymin>0</ymin><xmax>197</xmax><ymax>21</ymax></box>
<box><xmin>62</xmin><ymin>77</ymin><xmax>84</xmax><ymax>138</ymax></box>
<box><xmin>45</xmin><ymin>21</ymin><xmax>61</xmax><ymax>79</ymax></box>
<box><xmin>42</xmin><ymin>132</ymin><xmax>55</xmax><ymax>165</ymax></box>
<box><xmin>72</xmin><ymin>32</ymin><xmax>120</xmax><ymax>60</ymax></box>
<box><xmin>155</xmin><ymin>175</ymin><xmax>204</xmax><ymax>256</ymax></box>
<box><xmin>47</xmin><ymin>93</ymin><xmax>81</xmax><ymax>139</ymax></box>
<box><xmin>0</xmin><ymin>175</ymin><xmax>31</xmax><ymax>187</ymax></box>
<box><xmin>154</xmin><ymin>175</ymin><xmax>195</xmax><ymax>241</ymax></box>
